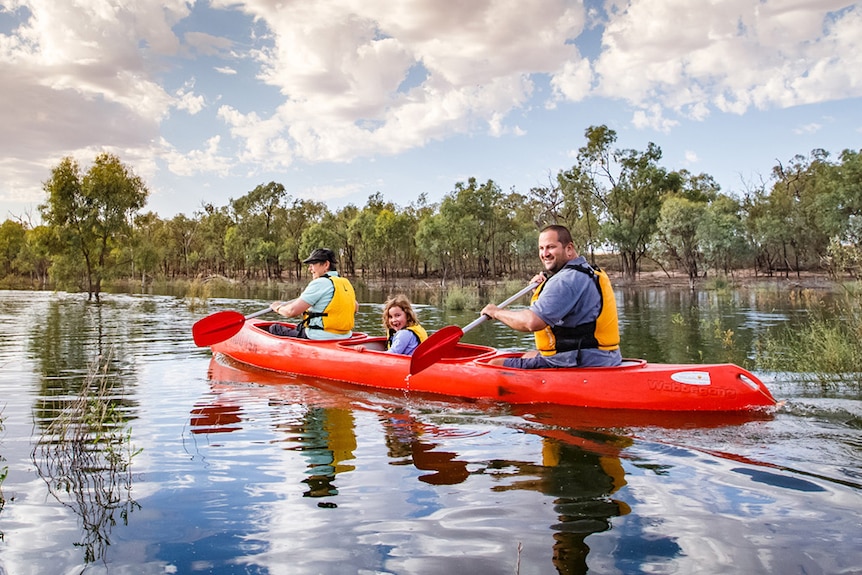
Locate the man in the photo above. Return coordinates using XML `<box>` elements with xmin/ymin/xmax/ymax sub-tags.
<box><xmin>481</xmin><ymin>225</ymin><xmax>622</xmax><ymax>368</ymax></box>
<box><xmin>268</xmin><ymin>248</ymin><xmax>358</xmax><ymax>340</ymax></box>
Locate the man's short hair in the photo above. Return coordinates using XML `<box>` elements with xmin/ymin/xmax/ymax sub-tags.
<box><xmin>540</xmin><ymin>224</ymin><xmax>573</xmax><ymax>246</ymax></box>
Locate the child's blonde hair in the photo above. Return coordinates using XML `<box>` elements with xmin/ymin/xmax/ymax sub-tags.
<box><xmin>381</xmin><ymin>294</ymin><xmax>420</xmax><ymax>331</ymax></box>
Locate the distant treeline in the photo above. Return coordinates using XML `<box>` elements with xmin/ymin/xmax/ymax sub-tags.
<box><xmin>1</xmin><ymin>125</ymin><xmax>861</xmax><ymax>300</ymax></box>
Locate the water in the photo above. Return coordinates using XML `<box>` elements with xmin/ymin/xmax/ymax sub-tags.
<box><xmin>0</xmin><ymin>287</ymin><xmax>860</xmax><ymax>575</ymax></box>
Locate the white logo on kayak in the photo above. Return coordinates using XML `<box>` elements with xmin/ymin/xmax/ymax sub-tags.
<box><xmin>670</xmin><ymin>371</ymin><xmax>712</xmax><ymax>386</ymax></box>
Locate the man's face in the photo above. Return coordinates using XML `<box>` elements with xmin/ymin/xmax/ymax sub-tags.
<box><xmin>538</xmin><ymin>230</ymin><xmax>574</xmax><ymax>274</ymax></box>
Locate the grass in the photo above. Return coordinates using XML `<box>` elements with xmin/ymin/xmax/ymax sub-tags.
<box><xmin>184</xmin><ymin>277</ymin><xmax>212</xmax><ymax>311</ymax></box>
<box><xmin>756</xmin><ymin>283</ymin><xmax>862</xmax><ymax>386</ymax></box>
<box><xmin>443</xmin><ymin>285</ymin><xmax>480</xmax><ymax>311</ymax></box>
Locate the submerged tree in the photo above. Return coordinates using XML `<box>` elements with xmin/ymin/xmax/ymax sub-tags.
<box><xmin>40</xmin><ymin>154</ymin><xmax>149</xmax><ymax>300</ymax></box>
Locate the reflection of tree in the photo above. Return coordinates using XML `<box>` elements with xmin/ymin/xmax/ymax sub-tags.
<box><xmin>31</xmin><ymin>351</ymin><xmax>140</xmax><ymax>564</ymax></box>
<box><xmin>491</xmin><ymin>434</ymin><xmax>631</xmax><ymax>575</ymax></box>
<box><xmin>380</xmin><ymin>408</ymin><xmax>469</xmax><ymax>485</ymax></box>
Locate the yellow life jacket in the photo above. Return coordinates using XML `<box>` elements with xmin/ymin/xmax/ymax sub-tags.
<box><xmin>302</xmin><ymin>274</ymin><xmax>356</xmax><ymax>335</ymax></box>
<box><xmin>533</xmin><ymin>263</ymin><xmax>620</xmax><ymax>356</ymax></box>
<box><xmin>387</xmin><ymin>324</ymin><xmax>428</xmax><ymax>349</ymax></box>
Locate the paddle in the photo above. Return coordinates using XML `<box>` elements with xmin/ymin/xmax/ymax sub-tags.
<box><xmin>192</xmin><ymin>307</ymin><xmax>273</xmax><ymax>347</ymax></box>
<box><xmin>409</xmin><ymin>282</ymin><xmax>539</xmax><ymax>375</ymax></box>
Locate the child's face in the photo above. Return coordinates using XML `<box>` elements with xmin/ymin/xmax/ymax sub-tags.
<box><xmin>387</xmin><ymin>306</ymin><xmax>408</xmax><ymax>330</ymax></box>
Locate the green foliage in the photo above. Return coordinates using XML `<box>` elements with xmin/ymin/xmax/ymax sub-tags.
<box><xmin>1</xmin><ymin>137</ymin><xmax>860</xmax><ymax>288</ymax></box>
<box><xmin>443</xmin><ymin>285</ymin><xmax>479</xmax><ymax>310</ymax></box>
<box><xmin>654</xmin><ymin>196</ymin><xmax>706</xmax><ymax>285</ymax></box>
<box><xmin>0</xmin><ymin>219</ymin><xmax>26</xmax><ymax>276</ymax></box>
<box><xmin>39</xmin><ymin>154</ymin><xmax>148</xmax><ymax>300</ymax></box>
<box><xmin>185</xmin><ymin>278</ymin><xmax>211</xmax><ymax>311</ymax></box>
<box><xmin>756</xmin><ymin>286</ymin><xmax>862</xmax><ymax>385</ymax></box>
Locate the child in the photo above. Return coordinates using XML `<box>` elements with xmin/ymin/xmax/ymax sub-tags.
<box><xmin>382</xmin><ymin>294</ymin><xmax>428</xmax><ymax>355</ymax></box>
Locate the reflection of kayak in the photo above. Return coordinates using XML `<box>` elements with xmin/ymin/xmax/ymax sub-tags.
<box><xmin>210</xmin><ymin>321</ymin><xmax>777</xmax><ymax>412</ymax></box>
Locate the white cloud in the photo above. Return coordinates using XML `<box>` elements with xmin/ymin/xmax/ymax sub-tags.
<box><xmin>0</xmin><ymin>0</ymin><xmax>193</xmax><ymax>211</ymax></box>
<box><xmin>211</xmin><ymin>0</ymin><xmax>584</xmax><ymax>163</ymax></box>
<box><xmin>632</xmin><ymin>103</ymin><xmax>678</xmax><ymax>132</ymax></box>
<box><xmin>162</xmin><ymin>136</ymin><xmax>233</xmax><ymax>177</ymax></box>
<box><xmin>0</xmin><ymin>0</ymin><xmax>860</xmax><ymax>219</ymax></box>
<box><xmin>594</xmin><ymin>0</ymin><xmax>862</xmax><ymax>118</ymax></box>
<box><xmin>794</xmin><ymin>123</ymin><xmax>823</xmax><ymax>135</ymax></box>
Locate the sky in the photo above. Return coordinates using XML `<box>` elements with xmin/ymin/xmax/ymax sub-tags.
<box><xmin>1</xmin><ymin>0</ymin><xmax>860</xmax><ymax>224</ymax></box>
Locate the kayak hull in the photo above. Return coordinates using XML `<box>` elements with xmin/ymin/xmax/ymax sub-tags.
<box><xmin>210</xmin><ymin>321</ymin><xmax>777</xmax><ymax>412</ymax></box>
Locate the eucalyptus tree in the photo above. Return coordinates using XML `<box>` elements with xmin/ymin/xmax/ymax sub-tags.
<box><xmin>166</xmin><ymin>213</ymin><xmax>199</xmax><ymax>277</ymax></box>
<box><xmin>373</xmin><ymin>208</ymin><xmax>416</xmax><ymax>279</ymax></box>
<box><xmin>654</xmin><ymin>196</ymin><xmax>706</xmax><ymax>289</ymax></box>
<box><xmin>229</xmin><ymin>182</ymin><xmax>289</xmax><ymax>279</ymax></box>
<box><xmin>128</xmin><ymin>211</ymin><xmax>167</xmax><ymax>284</ymax></box>
<box><xmin>652</xmin><ymin>171</ymin><xmax>729</xmax><ymax>285</ymax></box>
<box><xmin>19</xmin><ymin>225</ymin><xmax>53</xmax><ymax>288</ymax></box>
<box><xmin>555</xmin><ymin>165</ymin><xmax>602</xmax><ymax>261</ymax></box>
<box><xmin>740</xmin><ymin>184</ymin><xmax>783</xmax><ymax>276</ymax></box>
<box><xmin>0</xmin><ymin>219</ymin><xmax>26</xmax><ymax>277</ymax></box>
<box><xmin>443</xmin><ymin>178</ymin><xmax>507</xmax><ymax>278</ymax></box>
<box><xmin>569</xmin><ymin>125</ymin><xmax>674</xmax><ymax>280</ymax></box>
<box><xmin>415</xmin><ymin>212</ymin><xmax>454</xmax><ymax>284</ymax></box>
<box><xmin>433</xmin><ymin>184</ymin><xmax>480</xmax><ymax>281</ymax></box>
<box><xmin>348</xmin><ymin>202</ymin><xmax>382</xmax><ymax>276</ymax></box>
<box><xmin>300</xmin><ymin>219</ymin><xmax>346</xmax><ymax>268</ymax></box>
<box><xmin>697</xmin><ymin>194</ymin><xmax>751</xmax><ymax>276</ymax></box>
<box><xmin>769</xmin><ymin>150</ymin><xmax>833</xmax><ymax>275</ymax></box>
<box><xmin>832</xmin><ymin>149</ymin><xmax>862</xmax><ymax>225</ymax></box>
<box><xmin>405</xmin><ymin>193</ymin><xmax>436</xmax><ymax>277</ymax></box>
<box><xmin>196</xmin><ymin>203</ymin><xmax>232</xmax><ymax>276</ymax></box>
<box><xmin>39</xmin><ymin>154</ymin><xmax>148</xmax><ymax>300</ymax></box>
<box><xmin>280</xmin><ymin>199</ymin><xmax>331</xmax><ymax>280</ymax></box>
<box><xmin>495</xmin><ymin>189</ymin><xmax>534</xmax><ymax>277</ymax></box>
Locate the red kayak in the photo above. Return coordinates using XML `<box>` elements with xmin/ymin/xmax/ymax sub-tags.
<box><xmin>208</xmin><ymin>320</ymin><xmax>777</xmax><ymax>412</ymax></box>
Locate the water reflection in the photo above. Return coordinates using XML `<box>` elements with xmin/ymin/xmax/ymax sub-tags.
<box><xmin>380</xmin><ymin>409</ymin><xmax>470</xmax><ymax>485</ymax></box>
<box><xmin>30</xmin><ymin>351</ymin><xmax>140</xmax><ymax>564</ymax></box>
<box><xmin>491</xmin><ymin>435</ymin><xmax>632</xmax><ymax>574</ymax></box>
<box><xmin>201</xmin><ymin>357</ymin><xmax>643</xmax><ymax>574</ymax></box>
<box><xmin>287</xmin><ymin>406</ymin><xmax>357</xmax><ymax>500</ymax></box>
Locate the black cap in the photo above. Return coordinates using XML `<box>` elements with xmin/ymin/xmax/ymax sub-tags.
<box><xmin>302</xmin><ymin>248</ymin><xmax>336</xmax><ymax>264</ymax></box>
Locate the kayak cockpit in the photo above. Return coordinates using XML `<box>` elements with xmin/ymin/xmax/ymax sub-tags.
<box><xmin>338</xmin><ymin>336</ymin><xmax>498</xmax><ymax>361</ymax></box>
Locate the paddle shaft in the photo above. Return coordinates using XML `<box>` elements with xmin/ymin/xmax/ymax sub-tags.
<box><xmin>408</xmin><ymin>282</ymin><xmax>539</xmax><ymax>375</ymax></box>
<box><xmin>244</xmin><ymin>308</ymin><xmax>274</xmax><ymax>321</ymax></box>
<box><xmin>460</xmin><ymin>282</ymin><xmax>539</xmax><ymax>335</ymax></box>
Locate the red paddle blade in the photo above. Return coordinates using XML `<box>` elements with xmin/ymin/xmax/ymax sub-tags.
<box><xmin>192</xmin><ymin>310</ymin><xmax>247</xmax><ymax>347</ymax></box>
<box><xmin>409</xmin><ymin>325</ymin><xmax>464</xmax><ymax>375</ymax></box>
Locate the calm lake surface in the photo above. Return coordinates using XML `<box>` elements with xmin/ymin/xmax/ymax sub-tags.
<box><xmin>0</xmin><ymin>284</ymin><xmax>860</xmax><ymax>575</ymax></box>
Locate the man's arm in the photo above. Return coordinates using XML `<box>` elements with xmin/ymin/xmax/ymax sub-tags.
<box><xmin>481</xmin><ymin>305</ymin><xmax>546</xmax><ymax>332</ymax></box>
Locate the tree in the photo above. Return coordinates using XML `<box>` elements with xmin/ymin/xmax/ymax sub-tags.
<box><xmin>17</xmin><ymin>225</ymin><xmax>53</xmax><ymax>287</ymax></box>
<box><xmin>230</xmin><ymin>182</ymin><xmax>289</xmax><ymax>279</ymax></box>
<box><xmin>698</xmin><ymin>194</ymin><xmax>751</xmax><ymax>276</ymax></box>
<box><xmin>654</xmin><ymin>196</ymin><xmax>706</xmax><ymax>289</ymax></box>
<box><xmin>0</xmin><ymin>219</ymin><xmax>26</xmax><ymax>276</ymax></box>
<box><xmin>40</xmin><ymin>154</ymin><xmax>148</xmax><ymax>300</ymax></box>
<box><xmin>568</xmin><ymin>126</ymin><xmax>674</xmax><ymax>280</ymax></box>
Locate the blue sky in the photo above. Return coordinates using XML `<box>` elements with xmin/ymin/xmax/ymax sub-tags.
<box><xmin>1</xmin><ymin>0</ymin><xmax>860</xmax><ymax>223</ymax></box>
